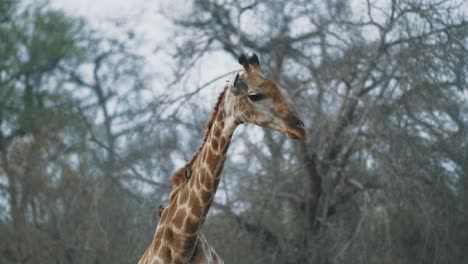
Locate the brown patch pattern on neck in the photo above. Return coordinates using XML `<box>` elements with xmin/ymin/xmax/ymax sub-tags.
<box><xmin>170</xmin><ymin>86</ymin><xmax>228</xmax><ymax>189</ymax></box>
<box><xmin>188</xmin><ymin>86</ymin><xmax>228</xmax><ymax>167</ymax></box>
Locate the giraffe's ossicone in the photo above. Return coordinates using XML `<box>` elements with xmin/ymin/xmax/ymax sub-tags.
<box><xmin>139</xmin><ymin>53</ymin><xmax>306</xmax><ymax>264</ymax></box>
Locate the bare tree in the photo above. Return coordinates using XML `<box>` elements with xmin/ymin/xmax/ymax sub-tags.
<box><xmin>162</xmin><ymin>0</ymin><xmax>468</xmax><ymax>263</ymax></box>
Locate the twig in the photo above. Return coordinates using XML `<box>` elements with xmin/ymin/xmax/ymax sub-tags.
<box><xmin>165</xmin><ymin>69</ymin><xmax>241</xmax><ymax>117</ymax></box>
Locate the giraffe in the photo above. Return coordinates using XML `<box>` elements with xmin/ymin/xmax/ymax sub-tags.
<box><xmin>138</xmin><ymin>53</ymin><xmax>306</xmax><ymax>264</ymax></box>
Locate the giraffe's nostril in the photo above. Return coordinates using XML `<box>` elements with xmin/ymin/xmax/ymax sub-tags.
<box><xmin>285</xmin><ymin>114</ymin><xmax>307</xmax><ymax>140</ymax></box>
<box><xmin>287</xmin><ymin>114</ymin><xmax>304</xmax><ymax>129</ymax></box>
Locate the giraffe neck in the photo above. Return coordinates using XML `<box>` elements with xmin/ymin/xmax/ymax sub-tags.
<box><xmin>184</xmin><ymin>97</ymin><xmax>237</xmax><ymax>225</ymax></box>
<box><xmin>189</xmin><ymin>98</ymin><xmax>237</xmax><ymax>207</ymax></box>
<box><xmin>145</xmin><ymin>90</ymin><xmax>238</xmax><ymax>263</ymax></box>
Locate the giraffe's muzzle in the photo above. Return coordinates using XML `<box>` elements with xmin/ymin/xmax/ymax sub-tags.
<box><xmin>285</xmin><ymin>114</ymin><xmax>307</xmax><ymax>141</ymax></box>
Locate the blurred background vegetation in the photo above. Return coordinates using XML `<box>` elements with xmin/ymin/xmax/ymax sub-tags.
<box><xmin>0</xmin><ymin>0</ymin><xmax>467</xmax><ymax>263</ymax></box>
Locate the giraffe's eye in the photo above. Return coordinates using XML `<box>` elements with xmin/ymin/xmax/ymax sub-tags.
<box><xmin>247</xmin><ymin>93</ymin><xmax>265</xmax><ymax>102</ymax></box>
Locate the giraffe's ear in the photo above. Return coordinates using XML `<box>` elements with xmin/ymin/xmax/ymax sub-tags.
<box><xmin>228</xmin><ymin>73</ymin><xmax>248</xmax><ymax>96</ymax></box>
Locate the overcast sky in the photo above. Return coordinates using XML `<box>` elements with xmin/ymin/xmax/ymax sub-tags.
<box><xmin>50</xmin><ymin>0</ymin><xmax>237</xmax><ymax>94</ymax></box>
<box><xmin>48</xmin><ymin>0</ymin><xmax>468</xmax><ymax>101</ymax></box>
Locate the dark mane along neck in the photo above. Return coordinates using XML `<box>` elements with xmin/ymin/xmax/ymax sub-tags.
<box><xmin>189</xmin><ymin>86</ymin><xmax>228</xmax><ymax>166</ymax></box>
<box><xmin>187</xmin><ymin>85</ymin><xmax>227</xmax><ymax>166</ymax></box>
<box><xmin>170</xmin><ymin>86</ymin><xmax>228</xmax><ymax>188</ymax></box>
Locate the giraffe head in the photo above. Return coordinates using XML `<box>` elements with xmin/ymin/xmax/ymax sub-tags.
<box><xmin>226</xmin><ymin>53</ymin><xmax>306</xmax><ymax>140</ymax></box>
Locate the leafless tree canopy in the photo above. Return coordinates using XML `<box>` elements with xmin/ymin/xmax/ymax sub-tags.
<box><xmin>1</xmin><ymin>0</ymin><xmax>467</xmax><ymax>263</ymax></box>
